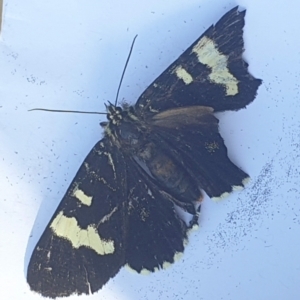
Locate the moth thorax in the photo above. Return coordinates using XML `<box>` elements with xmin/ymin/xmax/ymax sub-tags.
<box><xmin>118</xmin><ymin>121</ymin><xmax>141</xmax><ymax>146</ymax></box>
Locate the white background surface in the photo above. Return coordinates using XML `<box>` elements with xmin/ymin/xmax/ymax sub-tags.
<box><xmin>1</xmin><ymin>0</ymin><xmax>300</xmax><ymax>299</ymax></box>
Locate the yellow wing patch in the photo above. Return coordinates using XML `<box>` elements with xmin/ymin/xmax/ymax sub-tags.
<box><xmin>72</xmin><ymin>187</ymin><xmax>93</xmax><ymax>206</ymax></box>
<box><xmin>192</xmin><ymin>36</ymin><xmax>239</xmax><ymax>96</ymax></box>
<box><xmin>173</xmin><ymin>65</ymin><xmax>193</xmax><ymax>85</ymax></box>
<box><xmin>50</xmin><ymin>211</ymin><xmax>115</xmax><ymax>255</ymax></box>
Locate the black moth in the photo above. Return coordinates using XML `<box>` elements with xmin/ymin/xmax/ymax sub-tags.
<box><xmin>27</xmin><ymin>6</ymin><xmax>261</xmax><ymax>298</ymax></box>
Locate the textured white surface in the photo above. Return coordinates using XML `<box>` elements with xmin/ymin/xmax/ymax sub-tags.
<box><xmin>1</xmin><ymin>0</ymin><xmax>300</xmax><ymax>299</ymax></box>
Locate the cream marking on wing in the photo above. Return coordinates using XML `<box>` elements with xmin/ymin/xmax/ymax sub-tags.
<box><xmin>125</xmin><ymin>251</ymin><xmax>184</xmax><ymax>274</ymax></box>
<box><xmin>212</xmin><ymin>177</ymin><xmax>251</xmax><ymax>201</ymax></box>
<box><xmin>93</xmin><ymin>148</ymin><xmax>103</xmax><ymax>156</ymax></box>
<box><xmin>94</xmin><ymin>146</ymin><xmax>117</xmax><ymax>176</ymax></box>
<box><xmin>124</xmin><ymin>264</ymin><xmax>140</xmax><ymax>274</ymax></box>
<box><xmin>147</xmin><ymin>188</ymin><xmax>153</xmax><ymax>196</ymax></box>
<box><xmin>242</xmin><ymin>177</ymin><xmax>251</xmax><ymax>185</ymax></box>
<box><xmin>50</xmin><ymin>211</ymin><xmax>115</xmax><ymax>255</ymax></box>
<box><xmin>192</xmin><ymin>36</ymin><xmax>239</xmax><ymax>95</ymax></box>
<box><xmin>83</xmin><ymin>265</ymin><xmax>92</xmax><ymax>295</ymax></box>
<box><xmin>173</xmin><ymin>65</ymin><xmax>193</xmax><ymax>84</ymax></box>
<box><xmin>84</xmin><ymin>162</ymin><xmax>90</xmax><ymax>171</ymax></box>
<box><xmin>99</xmin><ymin>207</ymin><xmax>118</xmax><ymax>224</ymax></box>
<box><xmin>104</xmin><ymin>151</ymin><xmax>116</xmax><ymax>174</ymax></box>
<box><xmin>96</xmin><ymin>176</ymin><xmax>117</xmax><ymax>192</ymax></box>
<box><xmin>232</xmin><ymin>185</ymin><xmax>244</xmax><ymax>191</ymax></box>
<box><xmin>162</xmin><ymin>261</ymin><xmax>171</xmax><ymax>269</ymax></box>
<box><xmin>211</xmin><ymin>191</ymin><xmax>230</xmax><ymax>202</ymax></box>
<box><xmin>191</xmin><ymin>223</ymin><xmax>199</xmax><ymax>231</ymax></box>
<box><xmin>140</xmin><ymin>269</ymin><xmax>151</xmax><ymax>275</ymax></box>
<box><xmin>162</xmin><ymin>252</ymin><xmax>183</xmax><ymax>269</ymax></box>
<box><xmin>149</xmin><ymin>106</ymin><xmax>159</xmax><ymax>113</ymax></box>
<box><xmin>125</xmin><ymin>264</ymin><xmax>154</xmax><ymax>275</ymax></box>
<box><xmin>72</xmin><ymin>187</ymin><xmax>93</xmax><ymax>206</ymax></box>
<box><xmin>174</xmin><ymin>252</ymin><xmax>183</xmax><ymax>262</ymax></box>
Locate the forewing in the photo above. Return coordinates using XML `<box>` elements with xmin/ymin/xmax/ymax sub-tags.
<box><xmin>135</xmin><ymin>6</ymin><xmax>261</xmax><ymax>117</ymax></box>
<box><xmin>151</xmin><ymin>107</ymin><xmax>249</xmax><ymax>200</ymax></box>
<box><xmin>124</xmin><ymin>157</ymin><xmax>188</xmax><ymax>273</ymax></box>
<box><xmin>27</xmin><ymin>138</ymin><xmax>127</xmax><ymax>298</ymax></box>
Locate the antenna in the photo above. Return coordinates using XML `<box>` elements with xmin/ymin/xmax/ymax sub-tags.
<box><xmin>29</xmin><ymin>35</ymin><xmax>138</xmax><ymax>114</ymax></box>
<box><xmin>114</xmin><ymin>35</ymin><xmax>138</xmax><ymax>106</ymax></box>
<box><xmin>28</xmin><ymin>108</ymin><xmax>106</xmax><ymax>115</ymax></box>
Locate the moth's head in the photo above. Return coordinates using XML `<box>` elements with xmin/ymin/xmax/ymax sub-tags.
<box><xmin>100</xmin><ymin>103</ymin><xmax>141</xmax><ymax>147</ymax></box>
<box><xmin>100</xmin><ymin>103</ymin><xmax>123</xmax><ymax>128</ymax></box>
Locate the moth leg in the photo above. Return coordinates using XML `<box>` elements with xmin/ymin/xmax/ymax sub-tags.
<box><xmin>188</xmin><ymin>204</ymin><xmax>201</xmax><ymax>229</ymax></box>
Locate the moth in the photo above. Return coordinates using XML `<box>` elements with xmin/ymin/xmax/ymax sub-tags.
<box><xmin>27</xmin><ymin>6</ymin><xmax>261</xmax><ymax>298</ymax></box>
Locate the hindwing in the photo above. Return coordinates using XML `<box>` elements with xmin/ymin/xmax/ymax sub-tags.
<box><xmin>150</xmin><ymin>106</ymin><xmax>249</xmax><ymax>200</ymax></box>
<box><xmin>125</xmin><ymin>157</ymin><xmax>189</xmax><ymax>273</ymax></box>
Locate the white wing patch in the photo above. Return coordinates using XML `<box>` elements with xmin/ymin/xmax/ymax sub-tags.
<box><xmin>72</xmin><ymin>187</ymin><xmax>93</xmax><ymax>206</ymax></box>
<box><xmin>192</xmin><ymin>36</ymin><xmax>239</xmax><ymax>96</ymax></box>
<box><xmin>50</xmin><ymin>211</ymin><xmax>115</xmax><ymax>255</ymax></box>
<box><xmin>173</xmin><ymin>65</ymin><xmax>193</xmax><ymax>85</ymax></box>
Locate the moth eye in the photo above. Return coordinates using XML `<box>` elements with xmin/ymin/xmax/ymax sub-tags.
<box><xmin>116</xmin><ymin>107</ymin><xmax>123</xmax><ymax>114</ymax></box>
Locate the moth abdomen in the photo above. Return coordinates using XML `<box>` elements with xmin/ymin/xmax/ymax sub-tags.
<box><xmin>137</xmin><ymin>141</ymin><xmax>202</xmax><ymax>209</ymax></box>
